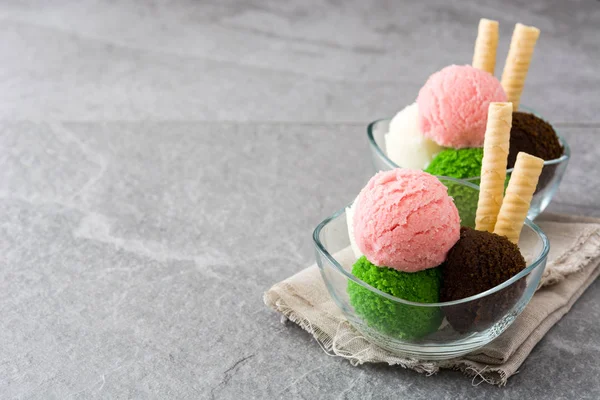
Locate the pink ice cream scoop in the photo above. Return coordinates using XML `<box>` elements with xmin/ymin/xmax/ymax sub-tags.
<box><xmin>353</xmin><ymin>169</ymin><xmax>460</xmax><ymax>272</ymax></box>
<box><xmin>417</xmin><ymin>65</ymin><xmax>507</xmax><ymax>148</ymax></box>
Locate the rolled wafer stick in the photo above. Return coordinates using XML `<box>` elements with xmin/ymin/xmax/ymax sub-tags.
<box><xmin>475</xmin><ymin>102</ymin><xmax>513</xmax><ymax>232</ymax></box>
<box><xmin>501</xmin><ymin>23</ymin><xmax>540</xmax><ymax>110</ymax></box>
<box><xmin>472</xmin><ymin>18</ymin><xmax>499</xmax><ymax>74</ymax></box>
<box><xmin>494</xmin><ymin>152</ymin><xmax>544</xmax><ymax>243</ymax></box>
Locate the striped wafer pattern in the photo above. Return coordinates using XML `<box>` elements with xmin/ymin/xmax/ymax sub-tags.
<box><xmin>472</xmin><ymin>18</ymin><xmax>499</xmax><ymax>74</ymax></box>
<box><xmin>494</xmin><ymin>152</ymin><xmax>544</xmax><ymax>243</ymax></box>
<box><xmin>475</xmin><ymin>102</ymin><xmax>513</xmax><ymax>232</ymax></box>
<box><xmin>501</xmin><ymin>23</ymin><xmax>540</xmax><ymax>110</ymax></box>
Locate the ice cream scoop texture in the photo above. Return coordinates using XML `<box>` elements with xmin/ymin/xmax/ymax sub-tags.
<box><xmin>348</xmin><ymin>256</ymin><xmax>443</xmax><ymax>339</ymax></box>
<box><xmin>417</xmin><ymin>65</ymin><xmax>507</xmax><ymax>148</ymax></box>
<box><xmin>385</xmin><ymin>103</ymin><xmax>444</xmax><ymax>170</ymax></box>
<box><xmin>353</xmin><ymin>169</ymin><xmax>460</xmax><ymax>272</ymax></box>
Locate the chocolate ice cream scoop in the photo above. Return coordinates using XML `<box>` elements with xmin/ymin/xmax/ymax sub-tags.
<box><xmin>507</xmin><ymin>112</ymin><xmax>563</xmax><ymax>168</ymax></box>
<box><xmin>440</xmin><ymin>227</ymin><xmax>527</xmax><ymax>332</ymax></box>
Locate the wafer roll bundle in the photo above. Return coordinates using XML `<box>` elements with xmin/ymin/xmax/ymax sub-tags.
<box><xmin>475</xmin><ymin>102</ymin><xmax>513</xmax><ymax>233</ymax></box>
<box><xmin>501</xmin><ymin>23</ymin><xmax>540</xmax><ymax>110</ymax></box>
<box><xmin>473</xmin><ymin>18</ymin><xmax>499</xmax><ymax>74</ymax></box>
<box><xmin>494</xmin><ymin>152</ymin><xmax>544</xmax><ymax>243</ymax></box>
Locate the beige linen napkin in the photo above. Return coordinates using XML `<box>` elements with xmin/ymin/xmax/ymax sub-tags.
<box><xmin>264</xmin><ymin>214</ymin><xmax>600</xmax><ymax>385</ymax></box>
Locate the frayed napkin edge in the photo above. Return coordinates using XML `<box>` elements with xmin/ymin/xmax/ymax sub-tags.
<box><xmin>264</xmin><ymin>290</ymin><xmax>514</xmax><ymax>385</ymax></box>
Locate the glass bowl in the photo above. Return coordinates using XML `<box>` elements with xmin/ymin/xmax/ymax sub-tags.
<box><xmin>313</xmin><ymin>177</ymin><xmax>549</xmax><ymax>360</ymax></box>
<box><xmin>367</xmin><ymin>115</ymin><xmax>570</xmax><ymax>220</ymax></box>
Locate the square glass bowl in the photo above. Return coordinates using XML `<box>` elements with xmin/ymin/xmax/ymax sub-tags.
<box><xmin>313</xmin><ymin>178</ymin><xmax>549</xmax><ymax>360</ymax></box>
<box><xmin>367</xmin><ymin>117</ymin><xmax>570</xmax><ymax>220</ymax></box>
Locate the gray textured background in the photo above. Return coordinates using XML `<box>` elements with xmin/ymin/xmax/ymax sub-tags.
<box><xmin>1</xmin><ymin>1</ymin><xmax>599</xmax><ymax>399</ymax></box>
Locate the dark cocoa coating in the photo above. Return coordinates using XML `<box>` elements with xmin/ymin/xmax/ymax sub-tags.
<box><xmin>507</xmin><ymin>112</ymin><xmax>563</xmax><ymax>169</ymax></box>
<box><xmin>440</xmin><ymin>227</ymin><xmax>527</xmax><ymax>333</ymax></box>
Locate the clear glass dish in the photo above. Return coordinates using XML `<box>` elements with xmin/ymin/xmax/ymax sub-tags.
<box><xmin>313</xmin><ymin>177</ymin><xmax>549</xmax><ymax>360</ymax></box>
<box><xmin>367</xmin><ymin>112</ymin><xmax>570</xmax><ymax>220</ymax></box>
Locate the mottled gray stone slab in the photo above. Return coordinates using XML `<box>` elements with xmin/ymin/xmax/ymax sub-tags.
<box><xmin>1</xmin><ymin>0</ymin><xmax>599</xmax><ymax>398</ymax></box>
<box><xmin>546</xmin><ymin>125</ymin><xmax>600</xmax><ymax>218</ymax></box>
<box><xmin>0</xmin><ymin>0</ymin><xmax>598</xmax><ymax>123</ymax></box>
<box><xmin>1</xmin><ymin>121</ymin><xmax>599</xmax><ymax>399</ymax></box>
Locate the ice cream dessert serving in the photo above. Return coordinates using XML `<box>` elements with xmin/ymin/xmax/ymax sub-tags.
<box><xmin>347</xmin><ymin>102</ymin><xmax>545</xmax><ymax>339</ymax></box>
<box><xmin>383</xmin><ymin>19</ymin><xmax>564</xmax><ymax>188</ymax></box>
<box><xmin>347</xmin><ymin>169</ymin><xmax>460</xmax><ymax>339</ymax></box>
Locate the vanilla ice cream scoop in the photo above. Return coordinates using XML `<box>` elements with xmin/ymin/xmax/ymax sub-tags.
<box><xmin>384</xmin><ymin>103</ymin><xmax>443</xmax><ymax>170</ymax></box>
<box><xmin>345</xmin><ymin>195</ymin><xmax>363</xmax><ymax>259</ymax></box>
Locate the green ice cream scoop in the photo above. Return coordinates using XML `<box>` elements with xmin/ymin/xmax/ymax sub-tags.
<box><xmin>425</xmin><ymin>148</ymin><xmax>483</xmax><ymax>179</ymax></box>
<box><xmin>348</xmin><ymin>256</ymin><xmax>443</xmax><ymax>340</ymax></box>
<box><xmin>425</xmin><ymin>148</ymin><xmax>483</xmax><ymax>228</ymax></box>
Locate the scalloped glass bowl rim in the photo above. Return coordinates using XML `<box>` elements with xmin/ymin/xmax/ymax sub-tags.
<box><xmin>312</xmin><ymin>176</ymin><xmax>550</xmax><ymax>308</ymax></box>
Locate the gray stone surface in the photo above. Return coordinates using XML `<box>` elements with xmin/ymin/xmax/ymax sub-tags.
<box><xmin>0</xmin><ymin>1</ymin><xmax>598</xmax><ymax>399</ymax></box>
<box><xmin>1</xmin><ymin>0</ymin><xmax>599</xmax><ymax>123</ymax></box>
